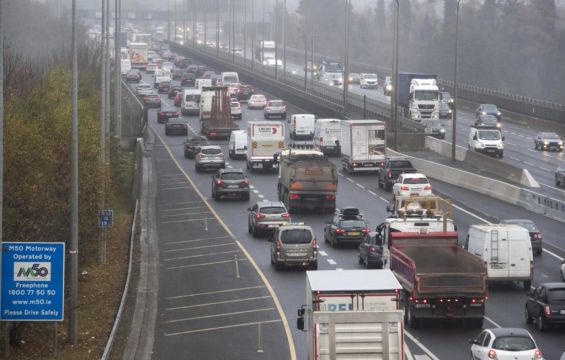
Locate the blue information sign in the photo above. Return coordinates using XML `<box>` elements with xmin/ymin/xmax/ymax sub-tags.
<box><xmin>99</xmin><ymin>209</ymin><xmax>114</xmax><ymax>228</ymax></box>
<box><xmin>1</xmin><ymin>242</ymin><xmax>65</xmax><ymax>321</ymax></box>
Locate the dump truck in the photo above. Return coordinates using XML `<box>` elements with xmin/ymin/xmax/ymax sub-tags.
<box><xmin>340</xmin><ymin>120</ymin><xmax>386</xmax><ymax>174</ymax></box>
<box><xmin>274</xmin><ymin>147</ymin><xmax>337</xmax><ymax>214</ymax></box>
<box><xmin>297</xmin><ymin>270</ymin><xmax>405</xmax><ymax>360</ymax></box>
<box><xmin>199</xmin><ymin>86</ymin><xmax>238</xmax><ymax>139</ymax></box>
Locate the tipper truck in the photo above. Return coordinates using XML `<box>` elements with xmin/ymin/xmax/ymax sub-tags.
<box><xmin>275</xmin><ymin>148</ymin><xmax>337</xmax><ymax>214</ymax></box>
<box><xmin>246</xmin><ymin>121</ymin><xmax>285</xmax><ymax>172</ymax></box>
<box><xmin>297</xmin><ymin>270</ymin><xmax>405</xmax><ymax>360</ymax></box>
<box><xmin>129</xmin><ymin>42</ymin><xmax>148</xmax><ymax>70</ymax></box>
<box><xmin>340</xmin><ymin>120</ymin><xmax>386</xmax><ymax>174</ymax></box>
<box><xmin>199</xmin><ymin>86</ymin><xmax>238</xmax><ymax>139</ymax></box>
<box><xmin>397</xmin><ymin>73</ymin><xmax>440</xmax><ymax>121</ymax></box>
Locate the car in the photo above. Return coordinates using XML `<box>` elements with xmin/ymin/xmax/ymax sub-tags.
<box><xmin>161</xmin><ymin>61</ymin><xmax>173</xmax><ymax>72</ymax></box>
<box><xmin>234</xmin><ymin>48</ymin><xmax>244</xmax><ymax>56</ymax></box>
<box><xmin>248</xmin><ymin>94</ymin><xmax>267</xmax><ymax>109</ymax></box>
<box><xmin>438</xmin><ymin>101</ymin><xmax>452</xmax><ymax>119</ymax></box>
<box><xmin>525</xmin><ymin>282</ymin><xmax>565</xmax><ymax>331</ymax></box>
<box><xmin>194</xmin><ymin>65</ymin><xmax>209</xmax><ymax>78</ymax></box>
<box><xmin>237</xmin><ymin>84</ymin><xmax>254</xmax><ymax>101</ymax></box>
<box><xmin>392</xmin><ymin>173</ymin><xmax>432</xmax><ymax>197</ymax></box>
<box><xmin>173</xmin><ymin>55</ymin><xmax>185</xmax><ymax>66</ymax></box>
<box><xmin>269</xmin><ymin>223</ymin><xmax>317</xmax><ymax>270</ymax></box>
<box><xmin>324</xmin><ymin>207</ymin><xmax>369</xmax><ymax>248</ymax></box>
<box><xmin>359</xmin><ymin>73</ymin><xmax>378</xmax><ymax>89</ymax></box>
<box><xmin>135</xmin><ymin>83</ymin><xmax>153</xmax><ymax>97</ymax></box>
<box><xmin>476</xmin><ymin>103</ymin><xmax>502</xmax><ymax>120</ymax></box>
<box><xmin>468</xmin><ymin>328</ymin><xmax>543</xmax><ymax>360</ymax></box>
<box><xmin>264</xmin><ymin>100</ymin><xmax>286</xmax><ymax>119</ymax></box>
<box><xmin>181</xmin><ymin>72</ymin><xmax>196</xmax><ymax>87</ymax></box>
<box><xmin>421</xmin><ymin>119</ymin><xmax>446</xmax><ymax>139</ymax></box>
<box><xmin>499</xmin><ymin>219</ymin><xmax>542</xmax><ymax>255</ymax></box>
<box><xmin>210</xmin><ymin>74</ymin><xmax>222</xmax><ymax>86</ymax></box>
<box><xmin>145</xmin><ymin>63</ymin><xmax>158</xmax><ymax>74</ymax></box>
<box><xmin>439</xmin><ymin>91</ymin><xmax>454</xmax><ymax>108</ymax></box>
<box><xmin>230</xmin><ymin>101</ymin><xmax>242</xmax><ymax>120</ymax></box>
<box><xmin>174</xmin><ymin>92</ymin><xmax>183</xmax><ymax>107</ymax></box>
<box><xmin>348</xmin><ymin>72</ymin><xmax>361</xmax><ymax>85</ymax></box>
<box><xmin>171</xmin><ymin>68</ymin><xmax>184</xmax><ymax>80</ymax></box>
<box><xmin>157</xmin><ymin>106</ymin><xmax>179</xmax><ymax>124</ymax></box>
<box><xmin>474</xmin><ymin>114</ymin><xmax>501</xmax><ymax>129</ymax></box>
<box><xmin>164</xmin><ymin>117</ymin><xmax>188</xmax><ymax>136</ymax></box>
<box><xmin>358</xmin><ymin>231</ymin><xmax>384</xmax><ymax>269</ymax></box>
<box><xmin>142</xmin><ymin>94</ymin><xmax>161</xmax><ymax>108</ymax></box>
<box><xmin>168</xmin><ymin>85</ymin><xmax>183</xmax><ymax>99</ymax></box>
<box><xmin>556</xmin><ymin>165</ymin><xmax>565</xmax><ymax>187</ymax></box>
<box><xmin>125</xmin><ymin>69</ymin><xmax>142</xmax><ymax>82</ymax></box>
<box><xmin>178</xmin><ymin>58</ymin><xmax>192</xmax><ymax>69</ymax></box>
<box><xmin>202</xmin><ymin>70</ymin><xmax>217</xmax><ymax>79</ymax></box>
<box><xmin>383</xmin><ymin>76</ymin><xmax>392</xmax><ymax>96</ymax></box>
<box><xmin>195</xmin><ymin>145</ymin><xmax>225</xmax><ymax>172</ymax></box>
<box><xmin>158</xmin><ymin>81</ymin><xmax>171</xmax><ymax>94</ymax></box>
<box><xmin>534</xmin><ymin>132</ymin><xmax>563</xmax><ymax>152</ymax></box>
<box><xmin>247</xmin><ymin>201</ymin><xmax>291</xmax><ymax>237</ymax></box>
<box><xmin>211</xmin><ymin>168</ymin><xmax>250</xmax><ymax>201</ymax></box>
<box><xmin>183</xmin><ymin>136</ymin><xmax>209</xmax><ymax>158</ymax></box>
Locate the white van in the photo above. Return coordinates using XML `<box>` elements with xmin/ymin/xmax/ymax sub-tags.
<box><xmin>229</xmin><ymin>130</ymin><xmax>248</xmax><ymax>159</ymax></box>
<box><xmin>468</xmin><ymin>125</ymin><xmax>504</xmax><ymax>158</ymax></box>
<box><xmin>221</xmin><ymin>71</ymin><xmax>239</xmax><ymax>86</ymax></box>
<box><xmin>466</xmin><ymin>224</ymin><xmax>533</xmax><ymax>288</ymax></box>
<box><xmin>181</xmin><ymin>88</ymin><xmax>202</xmax><ymax>115</ymax></box>
<box><xmin>314</xmin><ymin>118</ymin><xmax>341</xmax><ymax>155</ymax></box>
<box><xmin>120</xmin><ymin>59</ymin><xmax>131</xmax><ymax>76</ymax></box>
<box><xmin>195</xmin><ymin>78</ymin><xmax>213</xmax><ymax>89</ymax></box>
<box><xmin>289</xmin><ymin>114</ymin><xmax>316</xmax><ymax>140</ymax></box>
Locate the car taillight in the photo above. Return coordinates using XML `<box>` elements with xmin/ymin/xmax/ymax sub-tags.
<box><xmin>386</xmin><ymin>170</ymin><xmax>391</xmax><ymax>178</ymax></box>
<box><xmin>275</xmin><ymin>239</ymin><xmax>282</xmax><ymax>250</ymax></box>
<box><xmin>534</xmin><ymin>349</ymin><xmax>543</xmax><ymax>360</ymax></box>
<box><xmin>240</xmin><ymin>179</ymin><xmax>249</xmax><ymax>187</ymax></box>
<box><xmin>159</xmin><ymin>112</ymin><xmax>165</xmax><ymax>116</ymax></box>
<box><xmin>534</xmin><ymin>233</ymin><xmax>542</xmax><ymax>239</ymax></box>
<box><xmin>487</xmin><ymin>350</ymin><xmax>496</xmax><ymax>359</ymax></box>
<box><xmin>281</xmin><ymin>213</ymin><xmax>289</xmax><ymax>218</ymax></box>
<box><xmin>335</xmin><ymin>228</ymin><xmax>345</xmax><ymax>234</ymax></box>
<box><xmin>312</xmin><ymin>239</ymin><xmax>317</xmax><ymax>249</ymax></box>
<box><xmin>289</xmin><ymin>193</ymin><xmax>300</xmax><ymax>200</ymax></box>
<box><xmin>215</xmin><ymin>179</ymin><xmax>224</xmax><ymax>186</ymax></box>
<box><xmin>362</xmin><ymin>228</ymin><xmax>369</xmax><ymax>234</ymax></box>
<box><xmin>400</xmin><ymin>185</ymin><xmax>409</xmax><ymax>190</ymax></box>
<box><xmin>255</xmin><ymin>213</ymin><xmax>266</xmax><ymax>220</ymax></box>
<box><xmin>544</xmin><ymin>305</ymin><xmax>551</xmax><ymax>316</ymax></box>
<box><xmin>325</xmin><ymin>194</ymin><xmax>336</xmax><ymax>200</ymax></box>
<box><xmin>424</xmin><ymin>184</ymin><xmax>432</xmax><ymax>190</ymax></box>
<box><xmin>368</xmin><ymin>245</ymin><xmax>377</xmax><ymax>253</ymax></box>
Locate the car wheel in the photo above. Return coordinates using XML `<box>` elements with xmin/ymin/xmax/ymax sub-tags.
<box><xmin>525</xmin><ymin>306</ymin><xmax>533</xmax><ymax>324</ymax></box>
<box><xmin>534</xmin><ymin>143</ymin><xmax>538</xmax><ymax>150</ymax></box>
<box><xmin>523</xmin><ymin>280</ymin><xmax>531</xmax><ymax>290</ymax></box>
<box><xmin>364</xmin><ymin>257</ymin><xmax>372</xmax><ymax>269</ymax></box>
<box><xmin>378</xmin><ymin>178</ymin><xmax>383</xmax><ymax>189</ymax></box>
<box><xmin>384</xmin><ymin>182</ymin><xmax>392</xmax><ymax>192</ymax></box>
<box><xmin>248</xmin><ymin>221</ymin><xmax>253</xmax><ymax>234</ymax></box>
<box><xmin>330</xmin><ymin>235</ymin><xmax>338</xmax><ymax>249</ymax></box>
<box><xmin>358</xmin><ymin>254</ymin><xmax>363</xmax><ymax>264</ymax></box>
<box><xmin>309</xmin><ymin>261</ymin><xmax>318</xmax><ymax>271</ymax></box>
<box><xmin>538</xmin><ymin>313</ymin><xmax>547</xmax><ymax>332</ymax></box>
<box><xmin>556</xmin><ymin>177</ymin><xmax>561</xmax><ymax>187</ymax></box>
<box><xmin>274</xmin><ymin>259</ymin><xmax>283</xmax><ymax>271</ymax></box>
<box><xmin>195</xmin><ymin>165</ymin><xmax>201</xmax><ymax>173</ymax></box>
<box><xmin>243</xmin><ymin>193</ymin><xmax>250</xmax><ymax>201</ymax></box>
<box><xmin>324</xmin><ymin>232</ymin><xmax>329</xmax><ymax>244</ymax></box>
<box><xmin>405</xmin><ymin>302</ymin><xmax>419</xmax><ymax>328</ymax></box>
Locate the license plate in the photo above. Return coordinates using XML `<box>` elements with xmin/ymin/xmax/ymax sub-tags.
<box><xmin>227</xmin><ymin>185</ymin><xmax>238</xmax><ymax>188</ymax></box>
<box><xmin>364</xmin><ymin>163</ymin><xmax>373</xmax><ymax>167</ymax></box>
<box><xmin>348</xmin><ymin>232</ymin><xmax>361</xmax><ymax>236</ymax></box>
<box><xmin>560</xmin><ymin>310</ymin><xmax>565</xmax><ymax>315</ymax></box>
<box><xmin>287</xmin><ymin>253</ymin><xmax>307</xmax><ymax>257</ymax></box>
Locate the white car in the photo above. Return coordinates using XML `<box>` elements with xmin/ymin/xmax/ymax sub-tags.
<box><xmin>146</xmin><ymin>63</ymin><xmax>158</xmax><ymax>73</ymax></box>
<box><xmin>230</xmin><ymin>101</ymin><xmax>242</xmax><ymax>120</ymax></box>
<box><xmin>469</xmin><ymin>328</ymin><xmax>543</xmax><ymax>360</ymax></box>
<box><xmin>392</xmin><ymin>173</ymin><xmax>432</xmax><ymax>197</ymax></box>
<box><xmin>360</xmin><ymin>73</ymin><xmax>379</xmax><ymax>89</ymax></box>
<box><xmin>135</xmin><ymin>83</ymin><xmax>153</xmax><ymax>97</ymax></box>
<box><xmin>161</xmin><ymin>61</ymin><xmax>173</xmax><ymax>72</ymax></box>
<box><xmin>247</xmin><ymin>94</ymin><xmax>267</xmax><ymax>109</ymax></box>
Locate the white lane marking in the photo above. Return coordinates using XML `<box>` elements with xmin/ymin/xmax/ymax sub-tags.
<box><xmin>346</xmin><ymin>177</ymin><xmax>355</xmax><ymax>183</ymax></box>
<box><xmin>337</xmin><ymin>171</ymin><xmax>344</xmax><ymax>176</ymax></box>
<box><xmin>368</xmin><ymin>190</ymin><xmax>377</xmax><ymax>196</ymax></box>
<box><xmin>249</xmin><ymin>185</ymin><xmax>255</xmax><ymax>189</ymax></box>
<box><xmin>510</xmin><ymin>156</ymin><xmax>521</xmax><ymax>161</ymax></box>
<box><xmin>538</xmin><ymin>167</ymin><xmax>551</xmax><ymax>172</ymax></box>
<box><xmin>527</xmin><ymin>149</ymin><xmax>536</xmax><ymax>153</ymax></box>
<box><xmin>544</xmin><ymin>248</ymin><xmax>564</xmax><ymax>261</ymax></box>
<box><xmin>524</xmin><ymin>162</ymin><xmax>535</xmax><ymax>167</ymax></box>
<box><xmin>327</xmin><ymin>259</ymin><xmax>337</xmax><ymax>265</ymax></box>
<box><xmin>404</xmin><ymin>344</ymin><xmax>415</xmax><ymax>360</ymax></box>
<box><xmin>356</xmin><ymin>183</ymin><xmax>366</xmax><ymax>190</ymax></box>
<box><xmin>538</xmin><ymin>182</ymin><xmax>565</xmax><ymax>194</ymax></box>
<box><xmin>252</xmin><ymin>190</ymin><xmax>259</xmax><ymax>194</ymax></box>
<box><xmin>414</xmin><ymin>356</ymin><xmax>431</xmax><ymax>360</ymax></box>
<box><xmin>336</xmin><ymin>268</ymin><xmax>343</xmax><ymax>271</ymax></box>
<box><xmin>451</xmin><ymin>203</ymin><xmax>491</xmax><ymax>224</ymax></box>
<box><xmin>484</xmin><ymin>316</ymin><xmax>503</xmax><ymax>328</ymax></box>
<box><xmin>404</xmin><ymin>331</ymin><xmax>440</xmax><ymax>360</ymax></box>
<box><xmin>258</xmin><ymin>194</ymin><xmax>265</xmax><ymax>198</ymax></box>
<box><xmin>318</xmin><ymin>250</ymin><xmax>328</xmax><ymax>257</ymax></box>
<box><xmin>227</xmin><ymin>165</ymin><xmax>233</xmax><ymax>169</ymax></box>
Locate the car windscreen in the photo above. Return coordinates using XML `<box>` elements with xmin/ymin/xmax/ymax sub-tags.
<box><xmin>422</xmin><ymin>120</ymin><xmax>442</xmax><ymax>127</ymax></box>
<box><xmin>220</xmin><ymin>172</ymin><xmax>244</xmax><ymax>180</ymax></box>
<box><xmin>482</xmin><ymin>104</ymin><xmax>497</xmax><ymax>111</ymax></box>
<box><xmin>414</xmin><ymin>90</ymin><xmax>439</xmax><ymax>101</ymax></box>
<box><xmin>492</xmin><ymin>336</ymin><xmax>535</xmax><ymax>351</ymax></box>
<box><xmin>339</xmin><ymin>220</ymin><xmax>367</xmax><ymax>228</ymax></box>
<box><xmin>325</xmin><ymin>64</ymin><xmax>343</xmax><ymax>72</ymax></box>
<box><xmin>390</xmin><ymin>161</ymin><xmax>413</xmax><ymax>168</ymax></box>
<box><xmin>201</xmin><ymin>148</ymin><xmax>222</xmax><ymax>155</ymax></box>
<box><xmin>252</xmin><ymin>95</ymin><xmax>265</xmax><ymax>101</ymax></box>
<box><xmin>363</xmin><ymin>74</ymin><xmax>377</xmax><ymax>80</ymax></box>
<box><xmin>259</xmin><ymin>206</ymin><xmax>286</xmax><ymax>215</ymax></box>
<box><xmin>281</xmin><ymin>229</ymin><xmax>312</xmax><ymax>244</ymax></box>
<box><xmin>403</xmin><ymin>177</ymin><xmax>428</xmax><ymax>184</ymax></box>
<box><xmin>223</xmin><ymin>75</ymin><xmax>238</xmax><ymax>83</ymax></box>
<box><xmin>542</xmin><ymin>133</ymin><xmax>560</xmax><ymax>139</ymax></box>
<box><xmin>478</xmin><ymin>130</ymin><xmax>501</xmax><ymax>140</ymax></box>
<box><xmin>269</xmin><ymin>101</ymin><xmax>284</xmax><ymax>107</ymax></box>
<box><xmin>548</xmin><ymin>288</ymin><xmax>565</xmax><ymax>300</ymax></box>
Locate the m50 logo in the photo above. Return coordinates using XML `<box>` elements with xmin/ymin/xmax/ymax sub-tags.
<box><xmin>14</xmin><ymin>262</ymin><xmax>51</xmax><ymax>281</ymax></box>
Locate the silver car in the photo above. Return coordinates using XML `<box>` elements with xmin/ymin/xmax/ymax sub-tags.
<box><xmin>195</xmin><ymin>146</ymin><xmax>225</xmax><ymax>173</ymax></box>
<box><xmin>247</xmin><ymin>201</ymin><xmax>291</xmax><ymax>237</ymax></box>
<box><xmin>270</xmin><ymin>224</ymin><xmax>318</xmax><ymax>270</ymax></box>
<box><xmin>135</xmin><ymin>83</ymin><xmax>153</xmax><ymax>97</ymax></box>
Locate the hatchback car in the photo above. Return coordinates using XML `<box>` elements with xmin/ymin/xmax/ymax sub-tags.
<box><xmin>270</xmin><ymin>224</ymin><xmax>317</xmax><ymax>270</ymax></box>
<box><xmin>126</xmin><ymin>70</ymin><xmax>142</xmax><ymax>82</ymax></box>
<box><xmin>348</xmin><ymin>73</ymin><xmax>361</xmax><ymax>85</ymax></box>
<box><xmin>183</xmin><ymin>136</ymin><xmax>208</xmax><ymax>158</ymax></box>
<box><xmin>324</xmin><ymin>207</ymin><xmax>369</xmax><ymax>248</ymax></box>
<box><xmin>499</xmin><ymin>219</ymin><xmax>542</xmax><ymax>255</ymax></box>
<box><xmin>230</xmin><ymin>101</ymin><xmax>242</xmax><ymax>120</ymax></box>
<box><xmin>438</xmin><ymin>101</ymin><xmax>452</xmax><ymax>119</ymax></box>
<box><xmin>248</xmin><ymin>94</ymin><xmax>267</xmax><ymax>109</ymax></box>
<box><xmin>360</xmin><ymin>73</ymin><xmax>378</xmax><ymax>89</ymax></box>
<box><xmin>168</xmin><ymin>85</ymin><xmax>183</xmax><ymax>99</ymax></box>
<box><xmin>392</xmin><ymin>173</ymin><xmax>432</xmax><ymax>197</ymax></box>
<box><xmin>469</xmin><ymin>328</ymin><xmax>543</xmax><ymax>360</ymax></box>
<box><xmin>358</xmin><ymin>231</ymin><xmax>384</xmax><ymax>269</ymax></box>
<box><xmin>135</xmin><ymin>83</ymin><xmax>153</xmax><ymax>97</ymax></box>
<box><xmin>475</xmin><ymin>114</ymin><xmax>501</xmax><ymax>129</ymax></box>
<box><xmin>440</xmin><ymin>91</ymin><xmax>454</xmax><ymax>107</ymax></box>
<box><xmin>211</xmin><ymin>169</ymin><xmax>250</xmax><ymax>201</ymax></box>
<box><xmin>145</xmin><ymin>63</ymin><xmax>158</xmax><ymax>74</ymax></box>
<box><xmin>195</xmin><ymin>145</ymin><xmax>225</xmax><ymax>172</ymax></box>
<box><xmin>171</xmin><ymin>68</ymin><xmax>184</xmax><ymax>80</ymax></box>
<box><xmin>247</xmin><ymin>201</ymin><xmax>290</xmax><ymax>237</ymax></box>
<box><xmin>157</xmin><ymin>106</ymin><xmax>180</xmax><ymax>124</ymax></box>
<box><xmin>264</xmin><ymin>100</ymin><xmax>287</xmax><ymax>119</ymax></box>
<box><xmin>238</xmin><ymin>84</ymin><xmax>254</xmax><ymax>101</ymax></box>
<box><xmin>164</xmin><ymin>117</ymin><xmax>188</xmax><ymax>136</ymax></box>
<box><xmin>525</xmin><ymin>282</ymin><xmax>565</xmax><ymax>331</ymax></box>
<box><xmin>534</xmin><ymin>132</ymin><xmax>563</xmax><ymax>152</ymax></box>
<box><xmin>421</xmin><ymin>119</ymin><xmax>446</xmax><ymax>139</ymax></box>
<box><xmin>181</xmin><ymin>72</ymin><xmax>196</xmax><ymax>87</ymax></box>
<box><xmin>142</xmin><ymin>94</ymin><xmax>161</xmax><ymax>108</ymax></box>
<box><xmin>556</xmin><ymin>166</ymin><xmax>565</xmax><ymax>187</ymax></box>
<box><xmin>476</xmin><ymin>103</ymin><xmax>502</xmax><ymax>120</ymax></box>
<box><xmin>158</xmin><ymin>81</ymin><xmax>171</xmax><ymax>94</ymax></box>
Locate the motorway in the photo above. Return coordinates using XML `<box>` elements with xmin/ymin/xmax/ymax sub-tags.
<box><xmin>127</xmin><ymin>61</ymin><xmax>565</xmax><ymax>359</ymax></box>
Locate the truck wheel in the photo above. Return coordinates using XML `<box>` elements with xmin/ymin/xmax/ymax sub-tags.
<box><xmin>523</xmin><ymin>280</ymin><xmax>531</xmax><ymax>290</ymax></box>
<box><xmin>309</xmin><ymin>261</ymin><xmax>318</xmax><ymax>270</ymax></box>
<box><xmin>405</xmin><ymin>302</ymin><xmax>420</xmax><ymax>328</ymax></box>
<box><xmin>364</xmin><ymin>257</ymin><xmax>372</xmax><ymax>269</ymax></box>
<box><xmin>358</xmin><ymin>254</ymin><xmax>363</xmax><ymax>264</ymax></box>
<box><xmin>378</xmin><ymin>178</ymin><xmax>383</xmax><ymax>188</ymax></box>
<box><xmin>538</xmin><ymin>314</ymin><xmax>547</xmax><ymax>332</ymax></box>
<box><xmin>525</xmin><ymin>306</ymin><xmax>533</xmax><ymax>324</ymax></box>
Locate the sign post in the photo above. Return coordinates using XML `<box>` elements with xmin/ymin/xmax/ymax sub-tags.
<box><xmin>1</xmin><ymin>242</ymin><xmax>65</xmax><ymax>322</ymax></box>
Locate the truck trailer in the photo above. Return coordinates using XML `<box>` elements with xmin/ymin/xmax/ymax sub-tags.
<box><xmin>340</xmin><ymin>120</ymin><xmax>386</xmax><ymax>174</ymax></box>
<box><xmin>246</xmin><ymin>121</ymin><xmax>285</xmax><ymax>172</ymax></box>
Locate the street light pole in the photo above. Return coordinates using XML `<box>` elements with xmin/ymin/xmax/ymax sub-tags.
<box><xmin>115</xmin><ymin>0</ymin><xmax>121</xmax><ymax>139</ymax></box>
<box><xmin>251</xmin><ymin>0</ymin><xmax>255</xmax><ymax>69</ymax></box>
<box><xmin>244</xmin><ymin>0</ymin><xmax>247</xmax><ymax>63</ymax></box>
<box><xmin>192</xmin><ymin>0</ymin><xmax>195</xmax><ymax>45</ymax></box>
<box><xmin>392</xmin><ymin>0</ymin><xmax>399</xmax><ymax>150</ymax></box>
<box><xmin>274</xmin><ymin>0</ymin><xmax>278</xmax><ymax>79</ymax></box>
<box><xmin>282</xmin><ymin>0</ymin><xmax>286</xmax><ymax>79</ymax></box>
<box><xmin>342</xmin><ymin>0</ymin><xmax>350</xmax><ymax>114</ymax></box>
<box><xmin>216</xmin><ymin>0</ymin><xmax>219</xmax><ymax>55</ymax></box>
<box><xmin>231</xmin><ymin>0</ymin><xmax>235</xmax><ymax>62</ymax></box>
<box><xmin>303</xmin><ymin>0</ymin><xmax>308</xmax><ymax>89</ymax></box>
<box><xmin>452</xmin><ymin>0</ymin><xmax>461</xmax><ymax>161</ymax></box>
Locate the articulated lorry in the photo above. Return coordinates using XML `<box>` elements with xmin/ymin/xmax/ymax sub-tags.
<box><xmin>297</xmin><ymin>270</ymin><xmax>405</xmax><ymax>360</ymax></box>
<box><xmin>340</xmin><ymin>120</ymin><xmax>386</xmax><ymax>174</ymax></box>
<box><xmin>199</xmin><ymin>86</ymin><xmax>238</xmax><ymax>139</ymax></box>
<box><xmin>275</xmin><ymin>148</ymin><xmax>337</xmax><ymax>214</ymax></box>
<box><xmin>246</xmin><ymin>121</ymin><xmax>285</xmax><ymax>172</ymax></box>
<box><xmin>397</xmin><ymin>73</ymin><xmax>440</xmax><ymax>121</ymax></box>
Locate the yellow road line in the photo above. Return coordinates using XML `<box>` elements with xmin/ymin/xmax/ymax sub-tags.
<box><xmin>164</xmin><ymin>319</ymin><xmax>282</xmax><ymax>337</ymax></box>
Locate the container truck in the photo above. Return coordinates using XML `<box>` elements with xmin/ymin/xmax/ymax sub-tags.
<box><xmin>340</xmin><ymin>120</ymin><xmax>386</xmax><ymax>174</ymax></box>
<box><xmin>255</xmin><ymin>40</ymin><xmax>276</xmax><ymax>64</ymax></box>
<box><xmin>397</xmin><ymin>73</ymin><xmax>440</xmax><ymax>121</ymax></box>
<box><xmin>199</xmin><ymin>86</ymin><xmax>238</xmax><ymax>139</ymax></box>
<box><xmin>297</xmin><ymin>270</ymin><xmax>405</xmax><ymax>360</ymax></box>
<box><xmin>129</xmin><ymin>42</ymin><xmax>148</xmax><ymax>70</ymax></box>
<box><xmin>246</xmin><ymin>121</ymin><xmax>285</xmax><ymax>172</ymax></box>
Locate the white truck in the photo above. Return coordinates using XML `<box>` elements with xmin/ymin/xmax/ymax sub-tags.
<box><xmin>340</xmin><ymin>119</ymin><xmax>386</xmax><ymax>174</ymax></box>
<box><xmin>397</xmin><ymin>73</ymin><xmax>440</xmax><ymax>121</ymax></box>
<box><xmin>153</xmin><ymin>69</ymin><xmax>171</xmax><ymax>89</ymax></box>
<box><xmin>313</xmin><ymin>119</ymin><xmax>341</xmax><ymax>156</ymax></box>
<box><xmin>297</xmin><ymin>270</ymin><xmax>405</xmax><ymax>360</ymax></box>
<box><xmin>129</xmin><ymin>42</ymin><xmax>148</xmax><ymax>70</ymax></box>
<box><xmin>255</xmin><ymin>40</ymin><xmax>276</xmax><ymax>64</ymax></box>
<box><xmin>246</xmin><ymin>121</ymin><xmax>285</xmax><ymax>172</ymax></box>
<box><xmin>288</xmin><ymin>114</ymin><xmax>316</xmax><ymax>141</ymax></box>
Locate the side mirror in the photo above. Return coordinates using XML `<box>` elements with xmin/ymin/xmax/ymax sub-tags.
<box><xmin>375</xmin><ymin>234</ymin><xmax>383</xmax><ymax>246</ymax></box>
<box><xmin>335</xmin><ymin>139</ymin><xmax>340</xmax><ymax>146</ymax></box>
<box><xmin>527</xmin><ymin>286</ymin><xmax>535</xmax><ymax>296</ymax></box>
<box><xmin>473</xmin><ymin>135</ymin><xmax>477</xmax><ymax>141</ymax></box>
<box><xmin>273</xmin><ymin>153</ymin><xmax>279</xmax><ymax>164</ymax></box>
<box><xmin>468</xmin><ymin>339</ymin><xmax>478</xmax><ymax>345</ymax></box>
<box><xmin>297</xmin><ymin>307</ymin><xmax>306</xmax><ymax>331</ymax></box>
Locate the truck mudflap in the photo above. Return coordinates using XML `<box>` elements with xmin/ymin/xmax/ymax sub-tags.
<box><xmin>405</xmin><ymin>296</ymin><xmax>485</xmax><ymax>328</ymax></box>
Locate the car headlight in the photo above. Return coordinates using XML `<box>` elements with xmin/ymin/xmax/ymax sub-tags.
<box><xmin>448</xmin><ymin>109</ymin><xmax>453</xmax><ymax>114</ymax></box>
<box><xmin>497</xmin><ymin>143</ymin><xmax>503</xmax><ymax>149</ymax></box>
<box><xmin>440</xmin><ymin>128</ymin><xmax>445</xmax><ymax>133</ymax></box>
<box><xmin>544</xmin><ymin>141</ymin><xmax>549</xmax><ymax>145</ymax></box>
<box><xmin>497</xmin><ymin>111</ymin><xmax>501</xmax><ymax>116</ymax></box>
<box><xmin>496</xmin><ymin>123</ymin><xmax>501</xmax><ymax>128</ymax></box>
<box><xmin>481</xmin><ymin>111</ymin><xmax>486</xmax><ymax>115</ymax></box>
<box><xmin>449</xmin><ymin>99</ymin><xmax>454</xmax><ymax>103</ymax></box>
<box><xmin>478</xmin><ymin>143</ymin><xmax>485</xmax><ymax>148</ymax></box>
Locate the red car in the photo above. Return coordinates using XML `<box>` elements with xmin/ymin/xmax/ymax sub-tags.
<box><xmin>158</xmin><ymin>82</ymin><xmax>171</xmax><ymax>94</ymax></box>
<box><xmin>174</xmin><ymin>92</ymin><xmax>183</xmax><ymax>107</ymax></box>
<box><xmin>143</xmin><ymin>94</ymin><xmax>161</xmax><ymax>108</ymax></box>
<box><xmin>125</xmin><ymin>70</ymin><xmax>142</xmax><ymax>82</ymax></box>
<box><xmin>157</xmin><ymin>107</ymin><xmax>180</xmax><ymax>123</ymax></box>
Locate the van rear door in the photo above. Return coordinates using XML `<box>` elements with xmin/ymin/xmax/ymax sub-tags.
<box><xmin>487</xmin><ymin>229</ymin><xmax>510</xmax><ymax>280</ymax></box>
<box><xmin>508</xmin><ymin>229</ymin><xmax>532</xmax><ymax>279</ymax></box>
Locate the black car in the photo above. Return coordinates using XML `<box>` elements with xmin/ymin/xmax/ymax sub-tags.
<box><xmin>358</xmin><ymin>231</ymin><xmax>384</xmax><ymax>269</ymax></box>
<box><xmin>475</xmin><ymin>103</ymin><xmax>501</xmax><ymax>120</ymax></box>
<box><xmin>194</xmin><ymin>66</ymin><xmax>209</xmax><ymax>78</ymax></box>
<box><xmin>499</xmin><ymin>219</ymin><xmax>542</xmax><ymax>255</ymax></box>
<box><xmin>179</xmin><ymin>58</ymin><xmax>193</xmax><ymax>69</ymax></box>
<box><xmin>324</xmin><ymin>207</ymin><xmax>369</xmax><ymax>248</ymax></box>
<box><xmin>183</xmin><ymin>136</ymin><xmax>209</xmax><ymax>158</ymax></box>
<box><xmin>181</xmin><ymin>72</ymin><xmax>196</xmax><ymax>87</ymax></box>
<box><xmin>237</xmin><ymin>84</ymin><xmax>254</xmax><ymax>102</ymax></box>
<box><xmin>474</xmin><ymin>114</ymin><xmax>501</xmax><ymax>130</ymax></box>
<box><xmin>142</xmin><ymin>94</ymin><xmax>161</xmax><ymax>108</ymax></box>
<box><xmin>421</xmin><ymin>119</ymin><xmax>446</xmax><ymax>139</ymax></box>
<box><xmin>534</xmin><ymin>132</ymin><xmax>563</xmax><ymax>152</ymax></box>
<box><xmin>158</xmin><ymin>81</ymin><xmax>171</xmax><ymax>94</ymax></box>
<box><xmin>168</xmin><ymin>85</ymin><xmax>183</xmax><ymax>99</ymax></box>
<box><xmin>171</xmin><ymin>68</ymin><xmax>184</xmax><ymax>80</ymax></box>
<box><xmin>525</xmin><ymin>282</ymin><xmax>565</xmax><ymax>331</ymax></box>
<box><xmin>157</xmin><ymin>106</ymin><xmax>179</xmax><ymax>124</ymax></box>
<box><xmin>164</xmin><ymin>117</ymin><xmax>188</xmax><ymax>136</ymax></box>
<box><xmin>211</xmin><ymin>169</ymin><xmax>250</xmax><ymax>201</ymax></box>
<box><xmin>556</xmin><ymin>165</ymin><xmax>565</xmax><ymax>187</ymax></box>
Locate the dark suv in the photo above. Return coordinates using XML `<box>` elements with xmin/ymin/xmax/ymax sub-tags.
<box><xmin>184</xmin><ymin>136</ymin><xmax>209</xmax><ymax>158</ymax></box>
<box><xmin>324</xmin><ymin>207</ymin><xmax>369</xmax><ymax>248</ymax></box>
<box><xmin>211</xmin><ymin>169</ymin><xmax>250</xmax><ymax>201</ymax></box>
<box><xmin>525</xmin><ymin>282</ymin><xmax>565</xmax><ymax>331</ymax></box>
